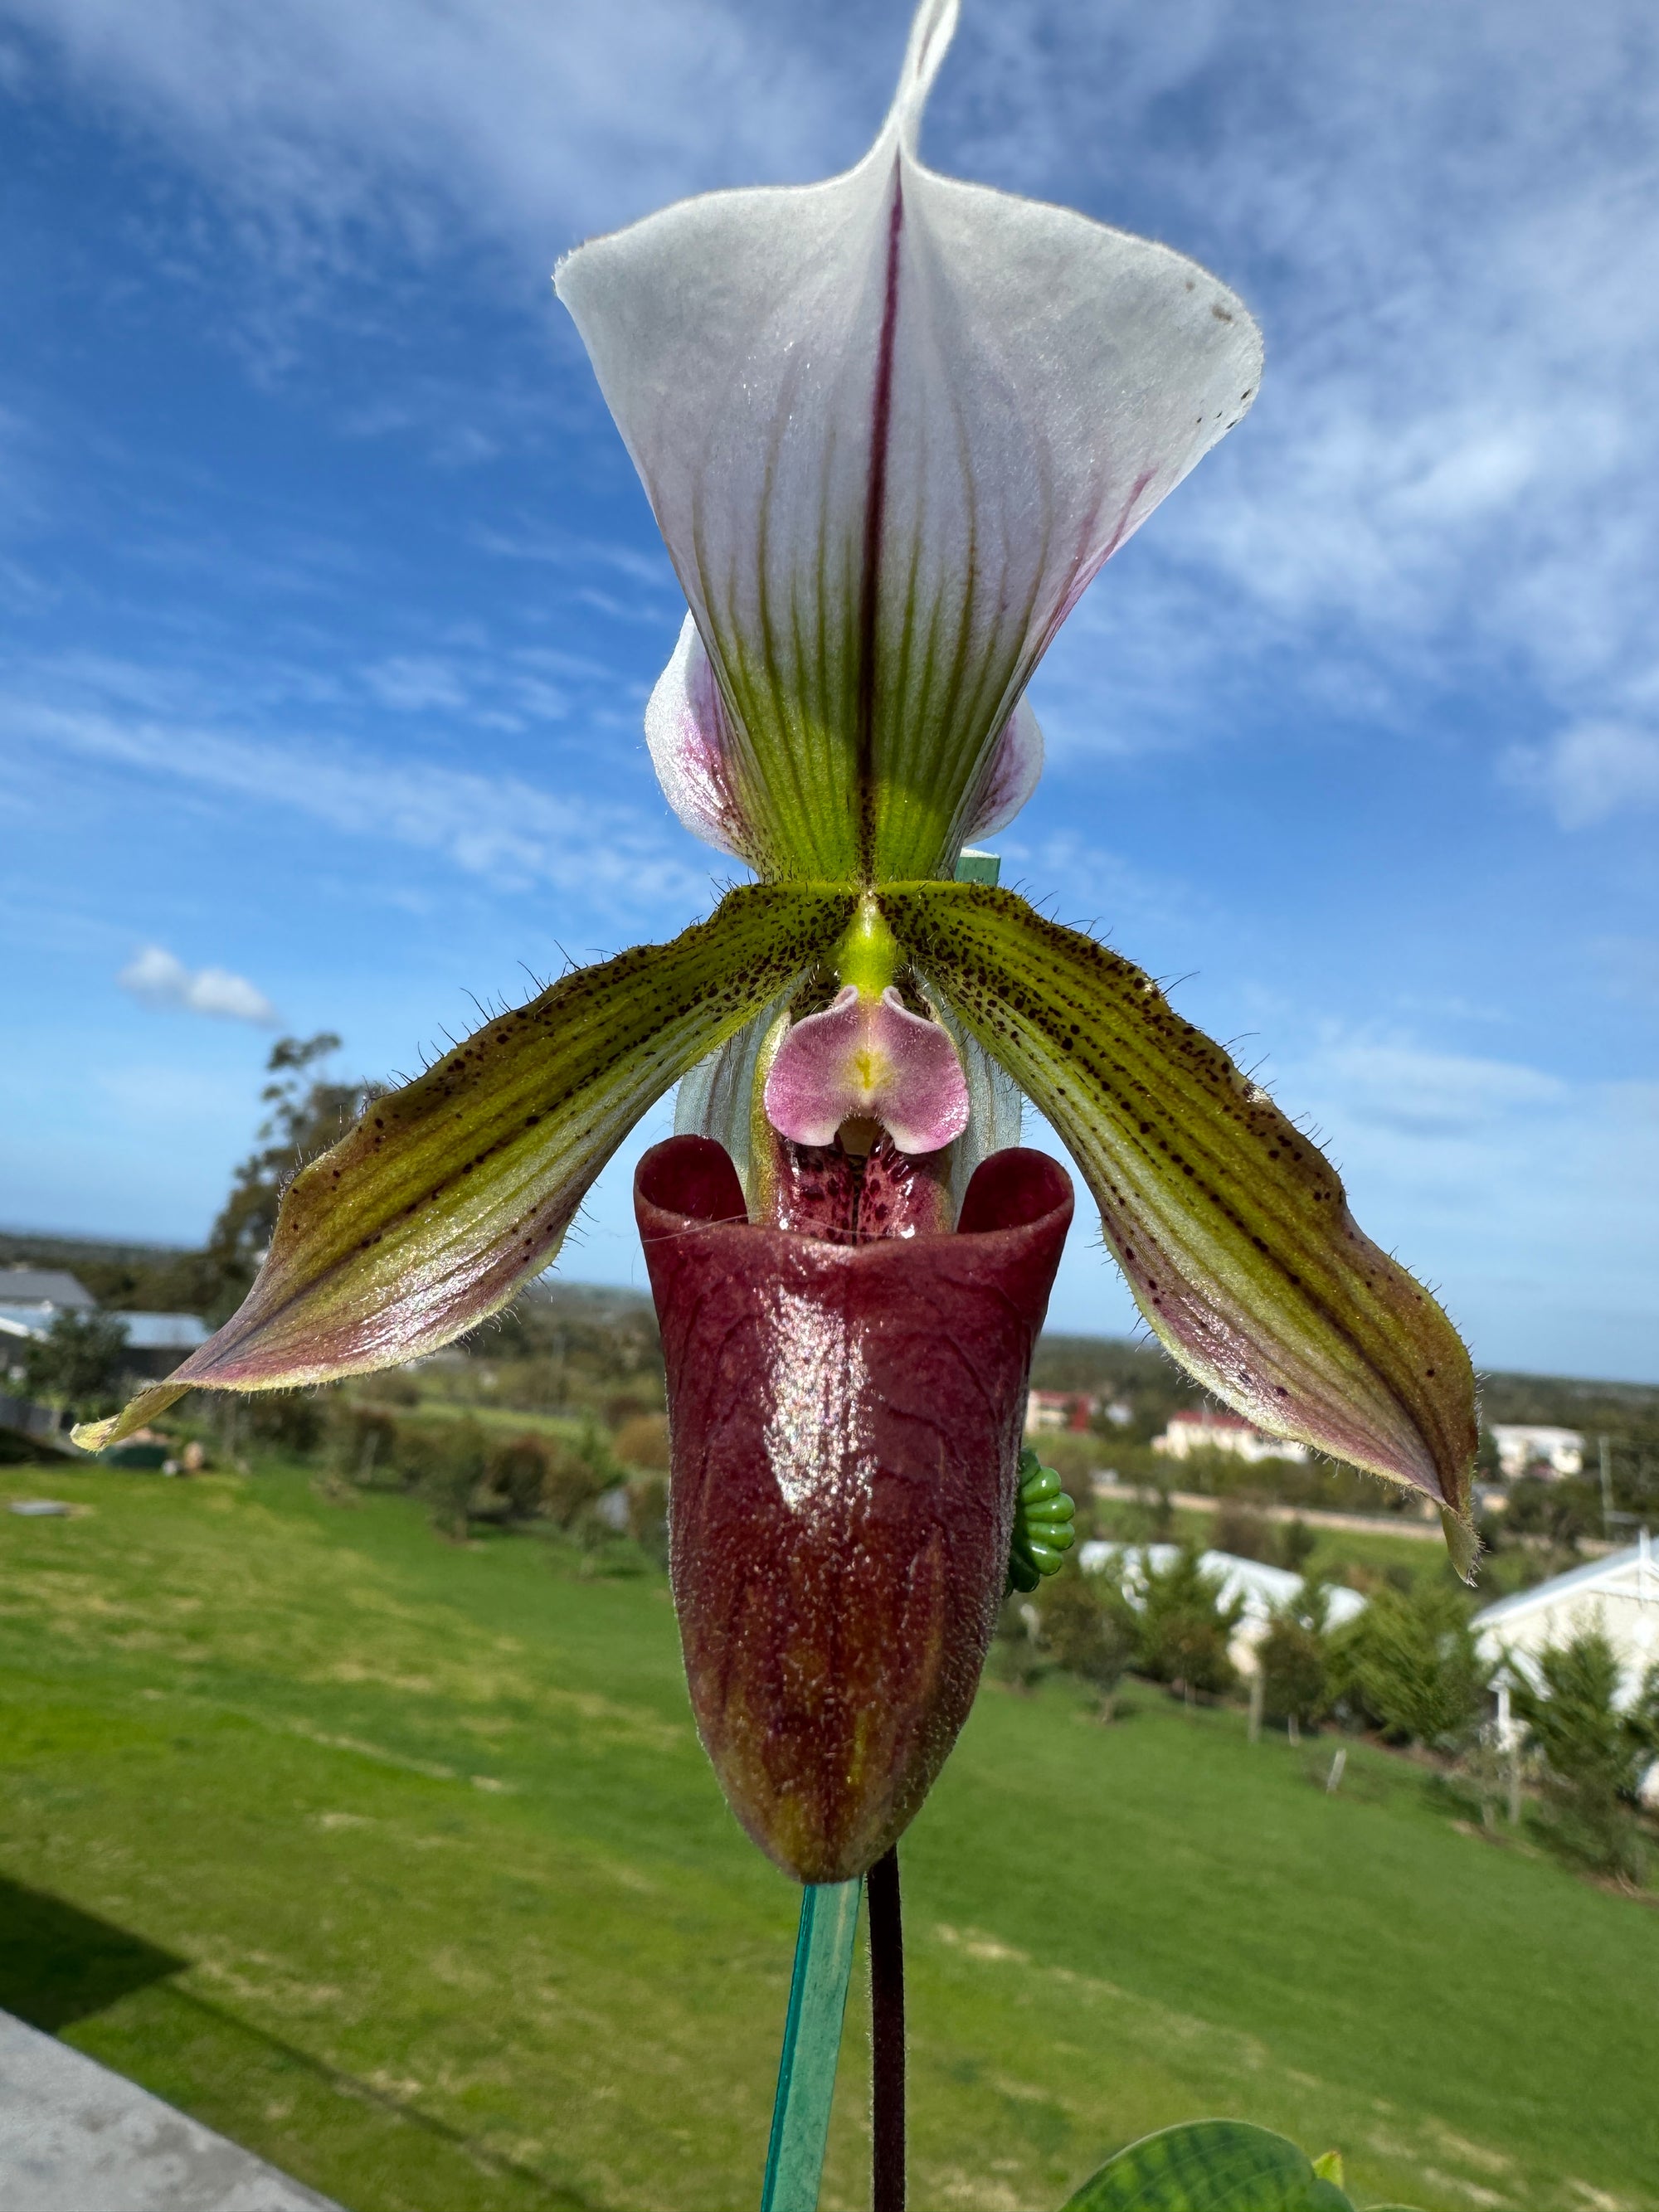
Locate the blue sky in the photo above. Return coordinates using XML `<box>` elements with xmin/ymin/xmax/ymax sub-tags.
<box><xmin>2</xmin><ymin>0</ymin><xmax>1657</xmax><ymax>1380</ymax></box>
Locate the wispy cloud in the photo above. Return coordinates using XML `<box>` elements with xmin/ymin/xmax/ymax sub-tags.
<box><xmin>118</xmin><ymin>944</ymin><xmax>278</xmax><ymax>1024</ymax></box>
<box><xmin>362</xmin><ymin>654</ymin><xmax>472</xmax><ymax>714</ymax></box>
<box><xmin>1501</xmin><ymin>721</ymin><xmax>1659</xmax><ymax>829</ymax></box>
<box><xmin>1271</xmin><ymin>1023</ymin><xmax>1659</xmax><ymax>1374</ymax></box>
<box><xmin>10</xmin><ymin>0</ymin><xmax>1658</xmax><ymax>804</ymax></box>
<box><xmin>0</xmin><ymin>0</ymin><xmax>852</xmax><ymax>262</ymax></box>
<box><xmin>3</xmin><ymin>692</ymin><xmax>711</xmax><ymax>917</ymax></box>
<box><xmin>959</xmin><ymin>2</ymin><xmax>1659</xmax><ymax>801</ymax></box>
<box><xmin>1304</xmin><ymin>1037</ymin><xmax>1567</xmax><ymax>1141</ymax></box>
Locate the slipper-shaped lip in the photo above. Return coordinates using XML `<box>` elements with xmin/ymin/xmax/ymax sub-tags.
<box><xmin>635</xmin><ymin>1135</ymin><xmax>1073</xmax><ymax>1883</ymax></box>
<box><xmin>636</xmin><ymin>1130</ymin><xmax>1070</xmax><ymax>1247</ymax></box>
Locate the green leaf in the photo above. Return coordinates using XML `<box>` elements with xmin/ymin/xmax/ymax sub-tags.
<box><xmin>1060</xmin><ymin>2120</ymin><xmax>1353</xmax><ymax>2210</ymax></box>
<box><xmin>76</xmin><ymin>884</ymin><xmax>854</xmax><ymax>1451</ymax></box>
<box><xmin>881</xmin><ymin>882</ymin><xmax>1478</xmax><ymax>1568</ymax></box>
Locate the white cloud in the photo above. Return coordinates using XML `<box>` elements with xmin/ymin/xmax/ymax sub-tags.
<box><xmin>959</xmin><ymin>2</ymin><xmax>1659</xmax><ymax>800</ymax></box>
<box><xmin>9</xmin><ymin>0</ymin><xmax>1659</xmax><ymax>800</ymax></box>
<box><xmin>1306</xmin><ymin>1038</ymin><xmax>1566</xmax><ymax>1140</ymax></box>
<box><xmin>1274</xmin><ymin>1026</ymin><xmax>1659</xmax><ymax>1378</ymax></box>
<box><xmin>2</xmin><ymin>691</ymin><xmax>709</xmax><ymax>919</ymax></box>
<box><xmin>362</xmin><ymin>655</ymin><xmax>470</xmax><ymax>713</ymax></box>
<box><xmin>118</xmin><ymin>944</ymin><xmax>278</xmax><ymax>1023</ymax></box>
<box><xmin>0</xmin><ymin>0</ymin><xmax>852</xmax><ymax>260</ymax></box>
<box><xmin>1501</xmin><ymin>720</ymin><xmax>1659</xmax><ymax>829</ymax></box>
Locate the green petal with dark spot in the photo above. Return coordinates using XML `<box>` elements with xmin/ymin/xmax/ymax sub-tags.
<box><xmin>75</xmin><ymin>884</ymin><xmax>854</xmax><ymax>1452</ymax></box>
<box><xmin>881</xmin><ymin>881</ymin><xmax>1479</xmax><ymax>1574</ymax></box>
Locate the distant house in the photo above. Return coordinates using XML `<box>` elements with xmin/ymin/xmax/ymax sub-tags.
<box><xmin>1474</xmin><ymin>1534</ymin><xmax>1659</xmax><ymax>1801</ymax></box>
<box><xmin>0</xmin><ymin>1266</ymin><xmax>98</xmax><ymax>1327</ymax></box>
<box><xmin>0</xmin><ymin>1266</ymin><xmax>207</xmax><ymax>1383</ymax></box>
<box><xmin>1488</xmin><ymin>1424</ymin><xmax>1584</xmax><ymax>1479</ymax></box>
<box><xmin>1077</xmin><ymin>1542</ymin><xmax>1365</xmax><ymax>1675</ymax></box>
<box><xmin>1152</xmin><ymin>1408</ymin><xmax>1310</xmax><ymax>1466</ymax></box>
<box><xmin>1025</xmin><ymin>1388</ymin><xmax>1095</xmax><ymax>1435</ymax></box>
<box><xmin>1474</xmin><ymin>1534</ymin><xmax>1658</xmax><ymax>1704</ymax></box>
<box><xmin>0</xmin><ymin>1268</ymin><xmax>101</xmax><ymax>1377</ymax></box>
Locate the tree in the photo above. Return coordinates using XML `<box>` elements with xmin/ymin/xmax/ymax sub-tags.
<box><xmin>1257</xmin><ymin>1580</ymin><xmax>1335</xmax><ymax>1738</ymax></box>
<box><xmin>1510</xmin><ymin>1631</ymin><xmax>1659</xmax><ymax>1881</ymax></box>
<box><xmin>1277</xmin><ymin>1517</ymin><xmax>1317</xmax><ymax>1574</ymax></box>
<box><xmin>1134</xmin><ymin>1546</ymin><xmax>1243</xmax><ymax>1699</ymax></box>
<box><xmin>22</xmin><ymin>1310</ymin><xmax>131</xmax><ymax>1422</ymax></box>
<box><xmin>198</xmin><ymin>1035</ymin><xmax>378</xmax><ymax>1320</ymax></box>
<box><xmin>1037</xmin><ymin>1568</ymin><xmax>1136</xmax><ymax>1720</ymax></box>
<box><xmin>1332</xmin><ymin>1582</ymin><xmax>1491</xmax><ymax>1751</ymax></box>
<box><xmin>1502</xmin><ymin>1475</ymin><xmax>1598</xmax><ymax>1551</ymax></box>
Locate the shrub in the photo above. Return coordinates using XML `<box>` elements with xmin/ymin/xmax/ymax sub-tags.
<box><xmin>1510</xmin><ymin>1631</ymin><xmax>1659</xmax><ymax>1881</ymax></box>
<box><xmin>327</xmin><ymin>1402</ymin><xmax>401</xmax><ymax>1486</ymax></box>
<box><xmin>22</xmin><ymin>1310</ymin><xmax>130</xmax><ymax>1420</ymax></box>
<box><xmin>393</xmin><ymin>1418</ymin><xmax>490</xmax><ymax>1539</ymax></box>
<box><xmin>243</xmin><ymin>1389</ymin><xmax>328</xmax><ymax>1454</ymax></box>
<box><xmin>1277</xmin><ymin>1517</ymin><xmax>1317</xmax><ymax>1573</ymax></box>
<box><xmin>484</xmin><ymin>1433</ymin><xmax>556</xmax><ymax>1521</ymax></box>
<box><xmin>1503</xmin><ymin>1475</ymin><xmax>1599</xmax><ymax>1550</ymax></box>
<box><xmin>613</xmin><ymin>1412</ymin><xmax>671</xmax><ymax>1472</ymax></box>
<box><xmin>1134</xmin><ymin>1546</ymin><xmax>1243</xmax><ymax>1699</ymax></box>
<box><xmin>542</xmin><ymin>1425</ymin><xmax>616</xmax><ymax>1528</ymax></box>
<box><xmin>628</xmin><ymin>1475</ymin><xmax>670</xmax><ymax>1569</ymax></box>
<box><xmin>1257</xmin><ymin>1580</ymin><xmax>1335</xmax><ymax>1736</ymax></box>
<box><xmin>1212</xmin><ymin>1501</ymin><xmax>1275</xmax><ymax>1563</ymax></box>
<box><xmin>1332</xmin><ymin>1582</ymin><xmax>1490</xmax><ymax>1751</ymax></box>
<box><xmin>1029</xmin><ymin>1432</ymin><xmax>1097</xmax><ymax>1495</ymax></box>
<box><xmin>357</xmin><ymin>1369</ymin><xmax>421</xmax><ymax>1407</ymax></box>
<box><xmin>1037</xmin><ymin>1568</ymin><xmax>1135</xmax><ymax>1719</ymax></box>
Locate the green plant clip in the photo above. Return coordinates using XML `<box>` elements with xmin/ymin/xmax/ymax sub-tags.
<box><xmin>1006</xmin><ymin>1445</ymin><xmax>1077</xmax><ymax>1594</ymax></box>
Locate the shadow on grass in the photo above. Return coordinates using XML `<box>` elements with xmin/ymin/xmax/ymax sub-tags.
<box><xmin>0</xmin><ymin>1877</ymin><xmax>593</xmax><ymax>2208</ymax></box>
<box><xmin>0</xmin><ymin>1874</ymin><xmax>185</xmax><ymax>2030</ymax></box>
<box><xmin>162</xmin><ymin>1986</ymin><xmax>598</xmax><ymax>2209</ymax></box>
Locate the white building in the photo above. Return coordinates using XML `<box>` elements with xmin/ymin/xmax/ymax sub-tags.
<box><xmin>0</xmin><ymin>1267</ymin><xmax>207</xmax><ymax>1383</ymax></box>
<box><xmin>1152</xmin><ymin>1408</ymin><xmax>1310</xmax><ymax>1466</ymax></box>
<box><xmin>1473</xmin><ymin>1535</ymin><xmax>1659</xmax><ymax>1802</ymax></box>
<box><xmin>1077</xmin><ymin>1542</ymin><xmax>1365</xmax><ymax>1675</ymax></box>
<box><xmin>1473</xmin><ymin>1534</ymin><xmax>1658</xmax><ymax>1701</ymax></box>
<box><xmin>1026</xmin><ymin>1388</ymin><xmax>1093</xmax><ymax>1434</ymax></box>
<box><xmin>1488</xmin><ymin>1424</ymin><xmax>1584</xmax><ymax>1479</ymax></box>
<box><xmin>0</xmin><ymin>1266</ymin><xmax>99</xmax><ymax>1348</ymax></box>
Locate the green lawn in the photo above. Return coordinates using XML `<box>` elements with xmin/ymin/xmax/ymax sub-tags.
<box><xmin>1</xmin><ymin>1463</ymin><xmax>1652</xmax><ymax>2212</ymax></box>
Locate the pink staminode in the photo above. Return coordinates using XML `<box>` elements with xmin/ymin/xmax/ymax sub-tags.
<box><xmin>763</xmin><ymin>987</ymin><xmax>971</xmax><ymax>1156</ymax></box>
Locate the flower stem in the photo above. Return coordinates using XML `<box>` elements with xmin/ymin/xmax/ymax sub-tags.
<box><xmin>761</xmin><ymin>1878</ymin><xmax>861</xmax><ymax>2212</ymax></box>
<box><xmin>868</xmin><ymin>1845</ymin><xmax>906</xmax><ymax>2212</ymax></box>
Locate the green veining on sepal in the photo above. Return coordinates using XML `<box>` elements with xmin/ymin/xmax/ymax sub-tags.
<box><xmin>1007</xmin><ymin>1445</ymin><xmax>1076</xmax><ymax>1594</ymax></box>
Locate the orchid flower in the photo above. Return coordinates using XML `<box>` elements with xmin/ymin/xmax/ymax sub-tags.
<box><xmin>78</xmin><ymin>0</ymin><xmax>1477</xmax><ymax>1889</ymax></box>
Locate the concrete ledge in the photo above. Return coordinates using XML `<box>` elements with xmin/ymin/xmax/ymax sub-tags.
<box><xmin>0</xmin><ymin>2010</ymin><xmax>346</xmax><ymax>2211</ymax></box>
